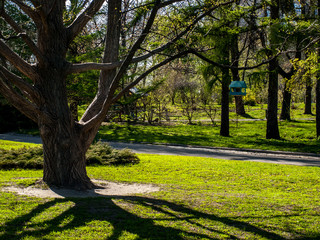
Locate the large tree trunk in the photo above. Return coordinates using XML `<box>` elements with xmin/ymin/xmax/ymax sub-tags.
<box><xmin>41</xmin><ymin>123</ymin><xmax>94</xmax><ymax>189</ymax></box>
<box><xmin>37</xmin><ymin>66</ymin><xmax>96</xmax><ymax>189</ymax></box>
<box><xmin>280</xmin><ymin>83</ymin><xmax>291</xmax><ymax>121</ymax></box>
<box><xmin>70</xmin><ymin>99</ymin><xmax>79</xmax><ymax>122</ymax></box>
<box><xmin>34</xmin><ymin>1</ymin><xmax>100</xmax><ymax>189</ymax></box>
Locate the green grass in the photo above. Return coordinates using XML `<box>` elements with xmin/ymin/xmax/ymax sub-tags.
<box><xmin>16</xmin><ymin>102</ymin><xmax>319</xmax><ymax>154</ymax></box>
<box><xmin>0</xmin><ymin>140</ymin><xmax>39</xmax><ymax>150</ymax></box>
<box><xmin>99</xmin><ymin>120</ymin><xmax>320</xmax><ymax>153</ymax></box>
<box><xmin>0</xmin><ymin>154</ymin><xmax>319</xmax><ymax>239</ymax></box>
<box><xmin>13</xmin><ymin>118</ymin><xmax>320</xmax><ymax>153</ymax></box>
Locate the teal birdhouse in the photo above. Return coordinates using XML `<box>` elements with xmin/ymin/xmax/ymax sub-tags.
<box><xmin>229</xmin><ymin>81</ymin><xmax>247</xmax><ymax>96</ymax></box>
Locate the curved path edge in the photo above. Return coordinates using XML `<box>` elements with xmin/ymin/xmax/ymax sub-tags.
<box><xmin>1</xmin><ymin>132</ymin><xmax>319</xmax><ymax>167</ymax></box>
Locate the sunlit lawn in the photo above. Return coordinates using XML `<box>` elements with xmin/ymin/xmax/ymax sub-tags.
<box><xmin>98</xmin><ymin>120</ymin><xmax>319</xmax><ymax>153</ymax></box>
<box><xmin>0</xmin><ymin>140</ymin><xmax>39</xmax><ymax>150</ymax></box>
<box><xmin>0</xmin><ymin>154</ymin><xmax>319</xmax><ymax>239</ymax></box>
<box><xmin>16</xmin><ymin>102</ymin><xmax>319</xmax><ymax>154</ymax></box>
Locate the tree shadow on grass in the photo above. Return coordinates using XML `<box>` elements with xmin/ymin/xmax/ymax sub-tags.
<box><xmin>1</xmin><ymin>192</ymin><xmax>313</xmax><ymax>240</ymax></box>
<box><xmin>245</xmin><ymin>138</ymin><xmax>320</xmax><ymax>154</ymax></box>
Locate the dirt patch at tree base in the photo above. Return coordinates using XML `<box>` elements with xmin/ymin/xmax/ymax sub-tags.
<box><xmin>3</xmin><ymin>180</ymin><xmax>160</xmax><ymax>198</ymax></box>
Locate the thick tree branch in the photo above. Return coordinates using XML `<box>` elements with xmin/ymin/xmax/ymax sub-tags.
<box><xmin>80</xmin><ymin>0</ymin><xmax>162</xmax><ymax>131</ymax></box>
<box><xmin>81</xmin><ymin>50</ymin><xmax>189</xmax><ymax>132</ymax></box>
<box><xmin>67</xmin><ymin>62</ymin><xmax>120</xmax><ymax>74</ymax></box>
<box><xmin>0</xmin><ymin>39</ymin><xmax>38</xmax><ymax>81</ymax></box>
<box><xmin>11</xmin><ymin>0</ymin><xmax>40</xmax><ymax>24</ymax></box>
<box><xmin>189</xmin><ymin>48</ymin><xmax>278</xmax><ymax>70</ymax></box>
<box><xmin>0</xmin><ymin>64</ymin><xmax>40</xmax><ymax>101</ymax></box>
<box><xmin>0</xmin><ymin>11</ymin><xmax>45</xmax><ymax>63</ymax></box>
<box><xmin>130</xmin><ymin>1</ymin><xmax>235</xmax><ymax>67</ymax></box>
<box><xmin>0</xmin><ymin>75</ymin><xmax>39</xmax><ymax>122</ymax></box>
<box><xmin>112</xmin><ymin>51</ymin><xmax>189</xmax><ymax>103</ymax></box>
<box><xmin>67</xmin><ymin>0</ymin><xmax>235</xmax><ymax>75</ymax></box>
<box><xmin>67</xmin><ymin>0</ymin><xmax>105</xmax><ymax>43</ymax></box>
<box><xmin>109</xmin><ymin>0</ymin><xmax>162</xmax><ymax>90</ymax></box>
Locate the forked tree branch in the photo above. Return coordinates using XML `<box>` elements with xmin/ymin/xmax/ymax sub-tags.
<box><xmin>81</xmin><ymin>0</ymin><xmax>162</xmax><ymax>131</ymax></box>
<box><xmin>80</xmin><ymin>0</ymin><xmax>236</xmax><ymax>131</ymax></box>
<box><xmin>107</xmin><ymin>0</ymin><xmax>162</xmax><ymax>92</ymax></box>
<box><xmin>0</xmin><ymin>64</ymin><xmax>40</xmax><ymax>101</ymax></box>
<box><xmin>190</xmin><ymin>48</ymin><xmax>279</xmax><ymax>70</ymax></box>
<box><xmin>11</xmin><ymin>0</ymin><xmax>41</xmax><ymax>24</ymax></box>
<box><xmin>67</xmin><ymin>0</ymin><xmax>235</xmax><ymax>75</ymax></box>
<box><xmin>0</xmin><ymin>11</ymin><xmax>45</xmax><ymax>63</ymax></box>
<box><xmin>112</xmin><ymin>50</ymin><xmax>189</xmax><ymax>103</ymax></box>
<box><xmin>0</xmin><ymin>75</ymin><xmax>39</xmax><ymax>122</ymax></box>
<box><xmin>67</xmin><ymin>0</ymin><xmax>105</xmax><ymax>43</ymax></box>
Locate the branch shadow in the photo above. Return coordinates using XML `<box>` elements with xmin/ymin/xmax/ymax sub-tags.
<box><xmin>2</xmin><ymin>187</ymin><xmax>319</xmax><ymax>240</ymax></box>
<box><xmin>2</xmin><ymin>191</ymin><xmax>308</xmax><ymax>240</ymax></box>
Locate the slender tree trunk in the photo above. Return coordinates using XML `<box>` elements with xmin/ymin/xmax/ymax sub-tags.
<box><xmin>230</xmin><ymin>32</ymin><xmax>245</xmax><ymax>116</ymax></box>
<box><xmin>266</xmin><ymin>58</ymin><xmax>280</xmax><ymax>139</ymax></box>
<box><xmin>266</xmin><ymin>1</ymin><xmax>280</xmax><ymax>139</ymax></box>
<box><xmin>280</xmin><ymin>82</ymin><xmax>291</xmax><ymax>120</ymax></box>
<box><xmin>235</xmin><ymin>96</ymin><xmax>245</xmax><ymax>115</ymax></box>
<box><xmin>220</xmin><ymin>69</ymin><xmax>230</xmax><ymax>137</ymax></box>
<box><xmin>304</xmin><ymin>82</ymin><xmax>313</xmax><ymax>114</ymax></box>
<box><xmin>317</xmin><ymin>30</ymin><xmax>320</xmax><ymax>136</ymax></box>
<box><xmin>317</xmin><ymin>74</ymin><xmax>320</xmax><ymax>137</ymax></box>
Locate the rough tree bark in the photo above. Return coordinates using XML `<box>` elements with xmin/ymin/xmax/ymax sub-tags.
<box><xmin>34</xmin><ymin>0</ymin><xmax>108</xmax><ymax>189</ymax></box>
<box><xmin>280</xmin><ymin>83</ymin><xmax>291</xmax><ymax>121</ymax></box>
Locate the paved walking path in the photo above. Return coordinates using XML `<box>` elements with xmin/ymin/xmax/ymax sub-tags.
<box><xmin>1</xmin><ymin>132</ymin><xmax>319</xmax><ymax>167</ymax></box>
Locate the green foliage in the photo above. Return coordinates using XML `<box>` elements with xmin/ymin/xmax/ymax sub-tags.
<box><xmin>0</xmin><ymin>142</ymin><xmax>139</xmax><ymax>170</ymax></box>
<box><xmin>243</xmin><ymin>89</ymin><xmax>257</xmax><ymax>106</ymax></box>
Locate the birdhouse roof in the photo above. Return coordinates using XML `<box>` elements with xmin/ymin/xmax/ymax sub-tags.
<box><xmin>229</xmin><ymin>81</ymin><xmax>247</xmax><ymax>88</ymax></box>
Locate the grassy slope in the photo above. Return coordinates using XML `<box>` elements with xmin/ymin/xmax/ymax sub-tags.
<box><xmin>0</xmin><ymin>155</ymin><xmax>319</xmax><ymax>239</ymax></box>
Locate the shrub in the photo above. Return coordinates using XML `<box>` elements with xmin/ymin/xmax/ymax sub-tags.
<box><xmin>0</xmin><ymin>147</ymin><xmax>43</xmax><ymax>169</ymax></box>
<box><xmin>86</xmin><ymin>142</ymin><xmax>140</xmax><ymax>166</ymax></box>
<box><xmin>0</xmin><ymin>142</ymin><xmax>139</xmax><ymax>169</ymax></box>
